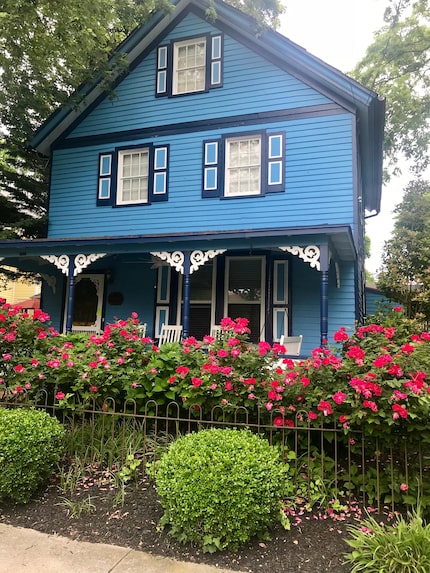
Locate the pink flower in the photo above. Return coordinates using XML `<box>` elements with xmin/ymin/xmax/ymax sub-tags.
<box><xmin>56</xmin><ymin>391</ymin><xmax>65</xmax><ymax>400</ymax></box>
<box><xmin>89</xmin><ymin>385</ymin><xmax>99</xmax><ymax>393</ymax></box>
<box><xmin>392</xmin><ymin>403</ymin><xmax>408</xmax><ymax>419</ymax></box>
<box><xmin>363</xmin><ymin>400</ymin><xmax>378</xmax><ymax>412</ymax></box>
<box><xmin>394</xmin><ymin>306</ymin><xmax>403</xmax><ymax>312</ymax></box>
<box><xmin>332</xmin><ymin>391</ymin><xmax>347</xmax><ymax>405</ymax></box>
<box><xmin>2</xmin><ymin>353</ymin><xmax>12</xmax><ymax>361</ymax></box>
<box><xmin>176</xmin><ymin>366</ymin><xmax>189</xmax><ymax>378</ymax></box>
<box><xmin>400</xmin><ymin>483</ymin><xmax>409</xmax><ymax>492</ymax></box>
<box><xmin>224</xmin><ymin>381</ymin><xmax>233</xmax><ymax>391</ymax></box>
<box><xmin>168</xmin><ymin>376</ymin><xmax>176</xmax><ymax>384</ymax></box>
<box><xmin>308</xmin><ymin>411</ymin><xmax>318</xmax><ymax>421</ymax></box>
<box><xmin>14</xmin><ymin>364</ymin><xmax>25</xmax><ymax>373</ymax></box>
<box><xmin>131</xmin><ymin>312</ymin><xmax>138</xmax><ymax>319</ymax></box>
<box><xmin>317</xmin><ymin>400</ymin><xmax>333</xmax><ymax>416</ymax></box>
<box><xmin>301</xmin><ymin>376</ymin><xmax>310</xmax><ymax>387</ymax></box>
<box><xmin>89</xmin><ymin>361</ymin><xmax>98</xmax><ymax>369</ymax></box>
<box><xmin>217</xmin><ymin>349</ymin><xmax>228</xmax><ymax>358</ymax></box>
<box><xmin>31</xmin><ymin>359</ymin><xmax>39</xmax><ymax>367</ymax></box>
<box><xmin>334</xmin><ymin>327</ymin><xmax>349</xmax><ymax>342</ymax></box>
<box><xmin>37</xmin><ymin>331</ymin><xmax>47</xmax><ymax>339</ymax></box>
<box><xmin>191</xmin><ymin>377</ymin><xmax>203</xmax><ymax>387</ymax></box>
<box><xmin>273</xmin><ymin>416</ymin><xmax>284</xmax><ymax>427</ymax></box>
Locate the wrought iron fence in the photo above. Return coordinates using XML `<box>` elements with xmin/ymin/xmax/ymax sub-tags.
<box><xmin>1</xmin><ymin>389</ymin><xmax>428</xmax><ymax>513</ymax></box>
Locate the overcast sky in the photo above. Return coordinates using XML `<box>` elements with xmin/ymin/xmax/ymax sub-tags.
<box><xmin>278</xmin><ymin>0</ymin><xmax>409</xmax><ymax>276</ymax></box>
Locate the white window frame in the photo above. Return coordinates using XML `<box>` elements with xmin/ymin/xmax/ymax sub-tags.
<box><xmin>172</xmin><ymin>37</ymin><xmax>207</xmax><ymax>96</ymax></box>
<box><xmin>117</xmin><ymin>148</ymin><xmax>150</xmax><ymax>205</ymax></box>
<box><xmin>225</xmin><ymin>135</ymin><xmax>262</xmax><ymax>197</ymax></box>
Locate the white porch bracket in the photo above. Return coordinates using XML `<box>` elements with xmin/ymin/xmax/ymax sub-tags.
<box><xmin>279</xmin><ymin>245</ymin><xmax>321</xmax><ymax>271</ymax></box>
<box><xmin>41</xmin><ymin>253</ymin><xmax>107</xmax><ymax>276</ymax></box>
<box><xmin>151</xmin><ymin>250</ymin><xmax>226</xmax><ymax>274</ymax></box>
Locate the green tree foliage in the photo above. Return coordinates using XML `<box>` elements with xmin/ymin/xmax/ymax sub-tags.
<box><xmin>351</xmin><ymin>0</ymin><xmax>430</xmax><ymax>177</ymax></box>
<box><xmin>377</xmin><ymin>179</ymin><xmax>430</xmax><ymax>319</ymax></box>
<box><xmin>0</xmin><ymin>0</ymin><xmax>283</xmax><ymax>247</ymax></box>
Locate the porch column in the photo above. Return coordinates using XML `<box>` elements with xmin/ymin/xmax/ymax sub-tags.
<box><xmin>65</xmin><ymin>255</ymin><xmax>76</xmax><ymax>333</ymax></box>
<box><xmin>320</xmin><ymin>244</ymin><xmax>329</xmax><ymax>346</ymax></box>
<box><xmin>182</xmin><ymin>251</ymin><xmax>191</xmax><ymax>339</ymax></box>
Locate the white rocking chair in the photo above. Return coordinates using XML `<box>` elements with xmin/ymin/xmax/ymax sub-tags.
<box><xmin>158</xmin><ymin>324</ymin><xmax>183</xmax><ymax>345</ymax></box>
<box><xmin>279</xmin><ymin>334</ymin><xmax>303</xmax><ymax>357</ymax></box>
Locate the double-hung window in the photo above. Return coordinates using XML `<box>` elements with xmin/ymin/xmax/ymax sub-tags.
<box><xmin>97</xmin><ymin>144</ymin><xmax>169</xmax><ymax>207</ymax></box>
<box><xmin>173</xmin><ymin>38</ymin><xmax>206</xmax><ymax>95</ymax></box>
<box><xmin>225</xmin><ymin>136</ymin><xmax>261</xmax><ymax>197</ymax></box>
<box><xmin>117</xmin><ymin>148</ymin><xmax>149</xmax><ymax>205</ymax></box>
<box><xmin>156</xmin><ymin>34</ymin><xmax>223</xmax><ymax>97</ymax></box>
<box><xmin>202</xmin><ymin>131</ymin><xmax>285</xmax><ymax>198</ymax></box>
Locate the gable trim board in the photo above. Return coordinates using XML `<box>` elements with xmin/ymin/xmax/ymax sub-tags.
<box><xmin>30</xmin><ymin>0</ymin><xmax>384</xmax><ymax>214</ymax></box>
<box><xmin>54</xmin><ymin>103</ymin><xmax>345</xmax><ymax>151</ymax></box>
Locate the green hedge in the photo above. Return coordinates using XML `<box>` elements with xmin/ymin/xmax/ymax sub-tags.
<box><xmin>0</xmin><ymin>408</ymin><xmax>65</xmax><ymax>503</ymax></box>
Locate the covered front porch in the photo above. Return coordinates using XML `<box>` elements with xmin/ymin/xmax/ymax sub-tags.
<box><xmin>0</xmin><ymin>226</ymin><xmax>359</xmax><ymax>355</ymax></box>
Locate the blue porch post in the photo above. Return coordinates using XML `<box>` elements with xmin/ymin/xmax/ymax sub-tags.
<box><xmin>65</xmin><ymin>255</ymin><xmax>76</xmax><ymax>333</ymax></box>
<box><xmin>320</xmin><ymin>244</ymin><xmax>329</xmax><ymax>347</ymax></box>
<box><xmin>182</xmin><ymin>251</ymin><xmax>191</xmax><ymax>338</ymax></box>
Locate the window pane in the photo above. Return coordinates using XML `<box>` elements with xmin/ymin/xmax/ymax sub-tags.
<box><xmin>226</xmin><ymin>136</ymin><xmax>261</xmax><ymax>196</ymax></box>
<box><xmin>174</xmin><ymin>38</ymin><xmax>206</xmax><ymax>94</ymax></box>
<box><xmin>118</xmin><ymin>149</ymin><xmax>149</xmax><ymax>203</ymax></box>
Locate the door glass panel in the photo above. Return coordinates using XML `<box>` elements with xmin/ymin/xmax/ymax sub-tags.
<box><xmin>228</xmin><ymin>259</ymin><xmax>261</xmax><ymax>302</ymax></box>
<box><xmin>227</xmin><ymin>258</ymin><xmax>263</xmax><ymax>343</ymax></box>
<box><xmin>73</xmin><ymin>278</ymin><xmax>98</xmax><ymax>326</ymax></box>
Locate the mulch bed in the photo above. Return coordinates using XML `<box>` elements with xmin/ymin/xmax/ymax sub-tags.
<box><xmin>0</xmin><ymin>474</ymin><xmax>362</xmax><ymax>572</ymax></box>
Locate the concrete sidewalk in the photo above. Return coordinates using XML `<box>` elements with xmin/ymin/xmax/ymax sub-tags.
<box><xmin>0</xmin><ymin>523</ymin><xmax>238</xmax><ymax>573</ymax></box>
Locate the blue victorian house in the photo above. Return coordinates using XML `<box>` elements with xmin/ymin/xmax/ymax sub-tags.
<box><xmin>0</xmin><ymin>0</ymin><xmax>385</xmax><ymax>355</ymax></box>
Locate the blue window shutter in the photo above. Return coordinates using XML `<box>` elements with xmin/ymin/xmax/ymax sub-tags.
<box><xmin>202</xmin><ymin>140</ymin><xmax>221</xmax><ymax>198</ymax></box>
<box><xmin>267</xmin><ymin>132</ymin><xmax>285</xmax><ymax>193</ymax></box>
<box><xmin>156</xmin><ymin>45</ymin><xmax>168</xmax><ymax>96</ymax></box>
<box><xmin>150</xmin><ymin>145</ymin><xmax>169</xmax><ymax>202</ymax></box>
<box><xmin>210</xmin><ymin>34</ymin><xmax>223</xmax><ymax>88</ymax></box>
<box><xmin>97</xmin><ymin>152</ymin><xmax>113</xmax><ymax>205</ymax></box>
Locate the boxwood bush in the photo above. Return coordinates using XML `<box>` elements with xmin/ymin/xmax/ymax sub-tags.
<box><xmin>155</xmin><ymin>428</ymin><xmax>290</xmax><ymax>552</ymax></box>
<box><xmin>0</xmin><ymin>408</ymin><xmax>65</xmax><ymax>503</ymax></box>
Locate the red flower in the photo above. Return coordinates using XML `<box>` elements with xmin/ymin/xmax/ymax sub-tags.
<box><xmin>393</xmin><ymin>306</ymin><xmax>403</xmax><ymax>312</ymax></box>
<box><xmin>14</xmin><ymin>364</ymin><xmax>25</xmax><ymax>373</ymax></box>
<box><xmin>392</xmin><ymin>403</ymin><xmax>408</xmax><ymax>419</ymax></box>
<box><xmin>56</xmin><ymin>391</ymin><xmax>65</xmax><ymax>400</ymax></box>
<box><xmin>332</xmin><ymin>391</ymin><xmax>346</xmax><ymax>405</ymax></box>
<box><xmin>334</xmin><ymin>327</ymin><xmax>349</xmax><ymax>342</ymax></box>
<box><xmin>363</xmin><ymin>400</ymin><xmax>378</xmax><ymax>412</ymax></box>
<box><xmin>317</xmin><ymin>400</ymin><xmax>333</xmax><ymax>416</ymax></box>
<box><xmin>191</xmin><ymin>377</ymin><xmax>203</xmax><ymax>387</ymax></box>
<box><xmin>273</xmin><ymin>416</ymin><xmax>284</xmax><ymax>427</ymax></box>
<box><xmin>89</xmin><ymin>385</ymin><xmax>99</xmax><ymax>393</ymax></box>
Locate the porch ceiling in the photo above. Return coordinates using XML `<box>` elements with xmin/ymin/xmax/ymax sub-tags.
<box><xmin>0</xmin><ymin>225</ymin><xmax>357</xmax><ymax>267</ymax></box>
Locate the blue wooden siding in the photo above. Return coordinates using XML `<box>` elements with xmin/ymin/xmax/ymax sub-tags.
<box><xmin>67</xmin><ymin>13</ymin><xmax>331</xmax><ymax>140</ymax></box>
<box><xmin>291</xmin><ymin>259</ymin><xmax>356</xmax><ymax>355</ymax></box>
<box><xmin>103</xmin><ymin>261</ymin><xmax>156</xmax><ymax>328</ymax></box>
<box><xmin>48</xmin><ymin>113</ymin><xmax>353</xmax><ymax>238</ymax></box>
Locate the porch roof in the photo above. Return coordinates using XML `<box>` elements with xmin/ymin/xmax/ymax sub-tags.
<box><xmin>0</xmin><ymin>225</ymin><xmax>356</xmax><ymax>266</ymax></box>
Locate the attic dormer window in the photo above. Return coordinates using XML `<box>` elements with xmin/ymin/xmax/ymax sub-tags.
<box><xmin>156</xmin><ymin>34</ymin><xmax>223</xmax><ymax>97</ymax></box>
<box><xmin>173</xmin><ymin>38</ymin><xmax>206</xmax><ymax>95</ymax></box>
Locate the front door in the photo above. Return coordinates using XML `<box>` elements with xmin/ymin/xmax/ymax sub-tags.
<box><xmin>64</xmin><ymin>274</ymin><xmax>105</xmax><ymax>334</ymax></box>
<box><xmin>224</xmin><ymin>256</ymin><xmax>265</xmax><ymax>342</ymax></box>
